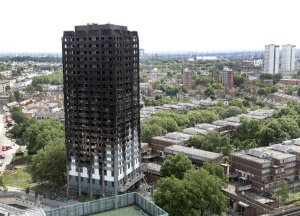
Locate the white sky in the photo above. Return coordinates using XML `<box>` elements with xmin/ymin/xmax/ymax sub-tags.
<box><xmin>0</xmin><ymin>0</ymin><xmax>299</xmax><ymax>53</ymax></box>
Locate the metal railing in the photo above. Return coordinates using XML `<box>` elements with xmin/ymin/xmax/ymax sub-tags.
<box><xmin>45</xmin><ymin>192</ymin><xmax>168</xmax><ymax>216</ymax></box>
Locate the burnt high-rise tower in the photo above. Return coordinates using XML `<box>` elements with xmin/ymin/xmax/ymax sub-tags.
<box><xmin>62</xmin><ymin>24</ymin><xmax>141</xmax><ymax>197</ymax></box>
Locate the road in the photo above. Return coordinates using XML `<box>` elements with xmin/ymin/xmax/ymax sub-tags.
<box><xmin>0</xmin><ymin>136</ymin><xmax>19</xmax><ymax>174</ymax></box>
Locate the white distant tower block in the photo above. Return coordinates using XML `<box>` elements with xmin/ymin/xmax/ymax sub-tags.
<box><xmin>264</xmin><ymin>44</ymin><xmax>280</xmax><ymax>74</ymax></box>
<box><xmin>281</xmin><ymin>44</ymin><xmax>296</xmax><ymax>72</ymax></box>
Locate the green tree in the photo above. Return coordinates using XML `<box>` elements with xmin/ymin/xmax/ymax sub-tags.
<box><xmin>148</xmin><ymin>116</ymin><xmax>179</xmax><ymax>132</ymax></box>
<box><xmin>10</xmin><ymin>118</ymin><xmax>36</xmax><ymax>139</ymax></box>
<box><xmin>284</xmin><ymin>86</ymin><xmax>297</xmax><ymax>95</ymax></box>
<box><xmin>195</xmin><ymin>76</ymin><xmax>212</xmax><ymax>86</ymax></box>
<box><xmin>255</xmin><ymin>99</ymin><xmax>265</xmax><ymax>107</ymax></box>
<box><xmin>280</xmin><ymin>180</ymin><xmax>289</xmax><ymax>203</ymax></box>
<box><xmin>13</xmin><ymin>90</ymin><xmax>21</xmax><ymax>101</ymax></box>
<box><xmin>161</xmin><ymin>153</ymin><xmax>193</xmax><ymax>179</ymax></box>
<box><xmin>259</xmin><ymin>119</ymin><xmax>285</xmax><ymax>145</ymax></box>
<box><xmin>22</xmin><ymin>118</ymin><xmax>65</xmax><ymax>154</ymax></box>
<box><xmin>273</xmin><ymin>73</ymin><xmax>283</xmax><ymax>84</ymax></box>
<box><xmin>12</xmin><ymin>67</ymin><xmax>24</xmax><ymax>77</ymax></box>
<box><xmin>140</xmin><ymin>72</ymin><xmax>149</xmax><ymax>83</ymax></box>
<box><xmin>154</xmin><ymin>168</ymin><xmax>228</xmax><ymax>216</ymax></box>
<box><xmin>179</xmin><ymin>85</ymin><xmax>188</xmax><ymax>93</ymax></box>
<box><xmin>141</xmin><ymin>124</ymin><xmax>167</xmax><ymax>143</ymax></box>
<box><xmin>257</xmin><ymin>88</ymin><xmax>266</xmax><ymax>95</ymax></box>
<box><xmin>5</xmin><ymin>85</ymin><xmax>11</xmax><ymax>92</ymax></box>
<box><xmin>25</xmin><ymin>84</ymin><xmax>35</xmax><ymax>93</ymax></box>
<box><xmin>31</xmin><ymin>71</ymin><xmax>63</xmax><ymax>87</ymax></box>
<box><xmin>184</xmin><ymin>168</ymin><xmax>228</xmax><ymax>216</ymax></box>
<box><xmin>236</xmin><ymin>116</ymin><xmax>261</xmax><ymax>143</ymax></box>
<box><xmin>234</xmin><ymin>74</ymin><xmax>246</xmax><ymax>88</ymax></box>
<box><xmin>278</xmin><ymin>117</ymin><xmax>300</xmax><ymax>139</ymax></box>
<box><xmin>189</xmin><ymin>130</ymin><xmax>230</xmax><ymax>153</ymax></box>
<box><xmin>186</xmin><ymin>110</ymin><xmax>219</xmax><ymax>126</ymax></box>
<box><xmin>220</xmin><ymin>106</ymin><xmax>243</xmax><ymax>119</ymax></box>
<box><xmin>155</xmin><ymin>111</ymin><xmax>190</xmax><ymax>128</ymax></box>
<box><xmin>30</xmin><ymin>141</ymin><xmax>66</xmax><ymax>184</ymax></box>
<box><xmin>0</xmin><ymin>176</ymin><xmax>7</xmax><ymax>191</ymax></box>
<box><xmin>202</xmin><ymin>162</ymin><xmax>228</xmax><ymax>185</ymax></box>
<box><xmin>10</xmin><ymin>107</ymin><xmax>29</xmax><ymax>124</ymax></box>
<box><xmin>212</xmin><ymin>83</ymin><xmax>222</xmax><ymax>90</ymax></box>
<box><xmin>154</xmin><ymin>176</ymin><xmax>193</xmax><ymax>216</ymax></box>
<box><xmin>0</xmin><ymin>63</ymin><xmax>8</xmax><ymax>72</ymax></box>
<box><xmin>229</xmin><ymin>99</ymin><xmax>244</xmax><ymax>109</ymax></box>
<box><xmin>204</xmin><ymin>86</ymin><xmax>215</xmax><ymax>99</ymax></box>
<box><xmin>161</xmin><ymin>84</ymin><xmax>179</xmax><ymax>96</ymax></box>
<box><xmin>260</xmin><ymin>73</ymin><xmax>273</xmax><ymax>81</ymax></box>
<box><xmin>259</xmin><ymin>117</ymin><xmax>300</xmax><ymax>146</ymax></box>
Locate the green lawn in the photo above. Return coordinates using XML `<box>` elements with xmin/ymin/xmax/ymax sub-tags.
<box><xmin>90</xmin><ymin>206</ymin><xmax>147</xmax><ymax>216</ymax></box>
<box><xmin>11</xmin><ymin>151</ymin><xmax>31</xmax><ymax>166</ymax></box>
<box><xmin>2</xmin><ymin>167</ymin><xmax>36</xmax><ymax>189</ymax></box>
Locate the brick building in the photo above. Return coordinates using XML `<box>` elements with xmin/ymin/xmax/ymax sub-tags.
<box><xmin>183</xmin><ymin>68</ymin><xmax>193</xmax><ymax>89</ymax></box>
<box><xmin>164</xmin><ymin>145</ymin><xmax>223</xmax><ymax>166</ymax></box>
<box><xmin>151</xmin><ymin>136</ymin><xmax>186</xmax><ymax>153</ymax></box>
<box><xmin>222</xmin><ymin>67</ymin><xmax>234</xmax><ymax>89</ymax></box>
<box><xmin>279</xmin><ymin>79</ymin><xmax>300</xmax><ymax>87</ymax></box>
<box><xmin>230</xmin><ymin>140</ymin><xmax>300</xmax><ymax>192</ymax></box>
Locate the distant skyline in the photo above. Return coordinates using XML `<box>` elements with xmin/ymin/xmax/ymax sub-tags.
<box><xmin>0</xmin><ymin>0</ymin><xmax>299</xmax><ymax>53</ymax></box>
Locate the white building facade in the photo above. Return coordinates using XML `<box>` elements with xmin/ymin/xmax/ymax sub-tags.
<box><xmin>0</xmin><ymin>80</ymin><xmax>11</xmax><ymax>94</ymax></box>
<box><xmin>264</xmin><ymin>44</ymin><xmax>280</xmax><ymax>74</ymax></box>
<box><xmin>280</xmin><ymin>44</ymin><xmax>296</xmax><ymax>72</ymax></box>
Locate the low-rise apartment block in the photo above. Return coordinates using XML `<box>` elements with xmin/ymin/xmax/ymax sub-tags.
<box><xmin>231</xmin><ymin>139</ymin><xmax>300</xmax><ymax>192</ymax></box>
<box><xmin>165</xmin><ymin>145</ymin><xmax>223</xmax><ymax>166</ymax></box>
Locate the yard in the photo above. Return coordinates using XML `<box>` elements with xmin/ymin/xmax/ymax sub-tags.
<box><xmin>11</xmin><ymin>151</ymin><xmax>31</xmax><ymax>166</ymax></box>
<box><xmin>2</xmin><ymin>167</ymin><xmax>36</xmax><ymax>189</ymax></box>
<box><xmin>90</xmin><ymin>206</ymin><xmax>147</xmax><ymax>216</ymax></box>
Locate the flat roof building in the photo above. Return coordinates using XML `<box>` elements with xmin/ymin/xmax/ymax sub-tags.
<box><xmin>230</xmin><ymin>140</ymin><xmax>300</xmax><ymax>192</ymax></box>
<box><xmin>164</xmin><ymin>145</ymin><xmax>223</xmax><ymax>166</ymax></box>
<box><xmin>183</xmin><ymin>68</ymin><xmax>193</xmax><ymax>89</ymax></box>
<box><xmin>182</xmin><ymin>127</ymin><xmax>208</xmax><ymax>135</ymax></box>
<box><xmin>151</xmin><ymin>136</ymin><xmax>184</xmax><ymax>153</ymax></box>
<box><xmin>222</xmin><ymin>67</ymin><xmax>234</xmax><ymax>89</ymax></box>
<box><xmin>281</xmin><ymin>44</ymin><xmax>296</xmax><ymax>72</ymax></box>
<box><xmin>264</xmin><ymin>44</ymin><xmax>280</xmax><ymax>74</ymax></box>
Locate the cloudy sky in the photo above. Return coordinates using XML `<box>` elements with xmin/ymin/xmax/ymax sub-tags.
<box><xmin>0</xmin><ymin>0</ymin><xmax>298</xmax><ymax>53</ymax></box>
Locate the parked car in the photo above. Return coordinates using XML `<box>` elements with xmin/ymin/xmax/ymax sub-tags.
<box><xmin>2</xmin><ymin>146</ymin><xmax>12</xmax><ymax>151</ymax></box>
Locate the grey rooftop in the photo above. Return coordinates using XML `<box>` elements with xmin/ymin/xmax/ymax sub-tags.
<box><xmin>165</xmin><ymin>145</ymin><xmax>222</xmax><ymax>162</ymax></box>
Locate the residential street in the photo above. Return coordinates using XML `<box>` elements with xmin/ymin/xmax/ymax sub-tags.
<box><xmin>0</xmin><ymin>136</ymin><xmax>18</xmax><ymax>174</ymax></box>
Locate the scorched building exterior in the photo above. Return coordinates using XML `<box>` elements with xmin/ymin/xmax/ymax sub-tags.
<box><xmin>62</xmin><ymin>24</ymin><xmax>141</xmax><ymax>197</ymax></box>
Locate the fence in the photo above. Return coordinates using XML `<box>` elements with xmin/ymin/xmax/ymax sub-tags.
<box><xmin>45</xmin><ymin>192</ymin><xmax>168</xmax><ymax>216</ymax></box>
<box><xmin>0</xmin><ymin>191</ymin><xmax>66</xmax><ymax>208</ymax></box>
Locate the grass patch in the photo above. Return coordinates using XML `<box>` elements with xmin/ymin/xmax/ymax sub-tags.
<box><xmin>2</xmin><ymin>167</ymin><xmax>36</xmax><ymax>189</ymax></box>
<box><xmin>281</xmin><ymin>191</ymin><xmax>300</xmax><ymax>205</ymax></box>
<box><xmin>11</xmin><ymin>151</ymin><xmax>31</xmax><ymax>166</ymax></box>
<box><xmin>90</xmin><ymin>206</ymin><xmax>146</xmax><ymax>216</ymax></box>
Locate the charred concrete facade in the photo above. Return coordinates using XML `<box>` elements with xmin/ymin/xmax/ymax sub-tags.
<box><xmin>62</xmin><ymin>24</ymin><xmax>141</xmax><ymax>197</ymax></box>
